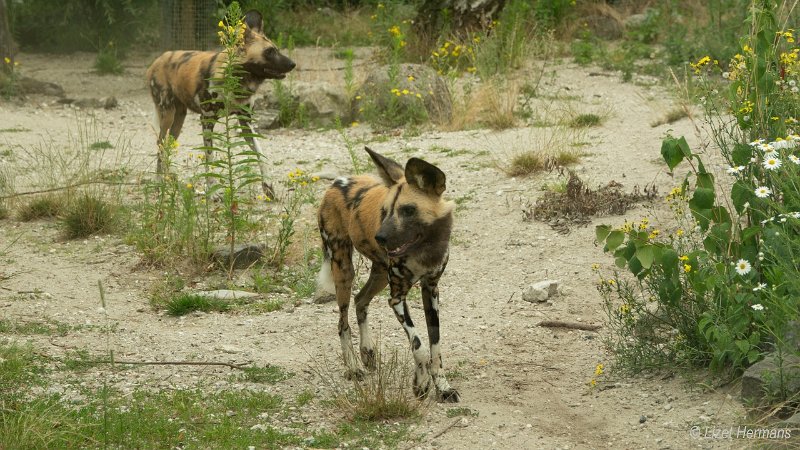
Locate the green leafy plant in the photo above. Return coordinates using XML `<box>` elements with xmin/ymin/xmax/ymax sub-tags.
<box><xmin>596</xmin><ymin>1</ymin><xmax>800</xmax><ymax>385</ymax></box>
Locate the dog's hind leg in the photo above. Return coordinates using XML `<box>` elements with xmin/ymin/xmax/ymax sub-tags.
<box><xmin>354</xmin><ymin>264</ymin><xmax>388</xmax><ymax>371</ymax></box>
<box><xmin>421</xmin><ymin>269</ymin><xmax>460</xmax><ymax>403</ymax></box>
<box><xmin>238</xmin><ymin>115</ymin><xmax>275</xmax><ymax>199</ymax></box>
<box><xmin>156</xmin><ymin>106</ymin><xmax>176</xmax><ymax>176</ymax></box>
<box><xmin>325</xmin><ymin>237</ymin><xmax>361</xmax><ymax>380</ymax></box>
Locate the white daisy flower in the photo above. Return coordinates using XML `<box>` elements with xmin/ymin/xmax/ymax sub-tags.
<box><xmin>763</xmin><ymin>150</ymin><xmax>779</xmax><ymax>160</ymax></box>
<box><xmin>750</xmin><ymin>139</ymin><xmax>765</xmax><ymax>147</ymax></box>
<box><xmin>753</xmin><ymin>283</ymin><xmax>767</xmax><ymax>292</ymax></box>
<box><xmin>735</xmin><ymin>258</ymin><xmax>752</xmax><ymax>275</ymax></box>
<box><xmin>726</xmin><ymin>166</ymin><xmax>742</xmax><ymax>175</ymax></box>
<box><xmin>755</xmin><ymin>186</ymin><xmax>772</xmax><ymax>198</ymax></box>
<box><xmin>790</xmin><ymin>211</ymin><xmax>800</xmax><ymax>218</ymax></box>
<box><xmin>772</xmin><ymin>139</ymin><xmax>795</xmax><ymax>150</ymax></box>
<box><xmin>751</xmin><ymin>304</ymin><xmax>765</xmax><ymax>311</ymax></box>
<box><xmin>789</xmin><ymin>154</ymin><xmax>800</xmax><ymax>164</ymax></box>
<box><xmin>763</xmin><ymin>156</ymin><xmax>782</xmax><ymax>170</ymax></box>
<box><xmin>722</xmin><ymin>72</ymin><xmax>730</xmax><ymax>79</ymax></box>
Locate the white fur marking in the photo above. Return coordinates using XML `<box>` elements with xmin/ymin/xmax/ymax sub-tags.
<box><xmin>317</xmin><ymin>259</ymin><xmax>336</xmax><ymax>295</ymax></box>
<box><xmin>334</xmin><ymin>176</ymin><xmax>350</xmax><ymax>187</ymax></box>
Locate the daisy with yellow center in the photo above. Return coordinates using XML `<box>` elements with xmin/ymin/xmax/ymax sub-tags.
<box><xmin>734</xmin><ymin>259</ymin><xmax>752</xmax><ymax>276</ymax></box>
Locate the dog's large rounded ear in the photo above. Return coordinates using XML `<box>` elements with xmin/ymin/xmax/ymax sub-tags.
<box><xmin>365</xmin><ymin>147</ymin><xmax>405</xmax><ymax>186</ymax></box>
<box><xmin>243</xmin><ymin>10</ymin><xmax>264</xmax><ymax>34</ymax></box>
<box><xmin>405</xmin><ymin>158</ymin><xmax>446</xmax><ymax>196</ymax></box>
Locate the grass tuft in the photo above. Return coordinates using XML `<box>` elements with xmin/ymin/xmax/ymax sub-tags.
<box><xmin>237</xmin><ymin>365</ymin><xmax>294</xmax><ymax>384</ymax></box>
<box><xmin>165</xmin><ymin>293</ymin><xmax>231</xmax><ymax>316</ymax></box>
<box><xmin>570</xmin><ymin>113</ymin><xmax>602</xmax><ymax>128</ymax></box>
<box><xmin>61</xmin><ymin>193</ymin><xmax>119</xmax><ymax>239</ymax></box>
<box><xmin>17</xmin><ymin>195</ymin><xmax>65</xmax><ymax>221</ymax></box>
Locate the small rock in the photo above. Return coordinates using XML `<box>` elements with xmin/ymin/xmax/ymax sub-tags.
<box><xmin>664</xmin><ymin>403</ymin><xmax>673</xmax><ymax>411</ymax></box>
<box><xmin>199</xmin><ymin>290</ymin><xmax>259</xmax><ymax>301</ymax></box>
<box><xmin>522</xmin><ymin>280</ymin><xmax>560</xmax><ymax>303</ymax></box>
<box><xmin>639</xmin><ymin>415</ymin><xmax>647</xmax><ymax>424</ymax></box>
<box><xmin>212</xmin><ymin>243</ymin><xmax>266</xmax><ymax>269</ymax></box>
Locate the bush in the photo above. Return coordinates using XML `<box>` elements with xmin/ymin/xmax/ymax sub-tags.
<box><xmin>597</xmin><ymin>1</ymin><xmax>800</xmax><ymax>385</ymax></box>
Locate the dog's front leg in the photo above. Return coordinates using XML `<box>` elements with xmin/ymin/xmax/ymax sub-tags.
<box><xmin>388</xmin><ymin>266</ymin><xmax>432</xmax><ymax>399</ymax></box>
<box><xmin>421</xmin><ymin>272</ymin><xmax>460</xmax><ymax>403</ymax></box>
<box><xmin>238</xmin><ymin>115</ymin><xmax>275</xmax><ymax>199</ymax></box>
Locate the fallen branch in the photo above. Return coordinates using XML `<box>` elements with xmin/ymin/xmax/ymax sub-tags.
<box><xmin>0</xmin><ymin>180</ymin><xmax>138</xmax><ymax>200</ymax></box>
<box><xmin>403</xmin><ymin>418</ymin><xmax>463</xmax><ymax>450</ymax></box>
<box><xmin>538</xmin><ymin>320</ymin><xmax>601</xmax><ymax>332</ymax></box>
<box><xmin>92</xmin><ymin>359</ymin><xmax>250</xmax><ymax>370</ymax></box>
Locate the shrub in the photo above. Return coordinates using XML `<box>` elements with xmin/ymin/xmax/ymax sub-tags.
<box><xmin>597</xmin><ymin>1</ymin><xmax>800</xmax><ymax>385</ymax></box>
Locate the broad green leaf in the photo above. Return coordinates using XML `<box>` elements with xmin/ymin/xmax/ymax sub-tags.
<box><xmin>596</xmin><ymin>225</ymin><xmax>611</xmax><ymax>243</ymax></box>
<box><xmin>731</xmin><ymin>143</ymin><xmax>752</xmax><ymax>166</ymax></box>
<box><xmin>635</xmin><ymin>245</ymin><xmax>655</xmax><ymax>269</ymax></box>
<box><xmin>606</xmin><ymin>230</ymin><xmax>624</xmax><ymax>250</ymax></box>
<box><xmin>661</xmin><ymin>137</ymin><xmax>687</xmax><ymax>171</ymax></box>
<box><xmin>690</xmin><ymin>187</ymin><xmax>715</xmax><ymax>210</ymax></box>
<box><xmin>731</xmin><ymin>180</ymin><xmax>752</xmax><ymax>214</ymax></box>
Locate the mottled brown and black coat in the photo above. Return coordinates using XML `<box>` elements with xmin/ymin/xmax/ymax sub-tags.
<box><xmin>145</xmin><ymin>10</ymin><xmax>294</xmax><ymax>193</ymax></box>
<box><xmin>317</xmin><ymin>147</ymin><xmax>460</xmax><ymax>402</ymax></box>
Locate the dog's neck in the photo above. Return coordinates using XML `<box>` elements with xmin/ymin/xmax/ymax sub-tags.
<box><xmin>405</xmin><ymin>212</ymin><xmax>452</xmax><ymax>273</ymax></box>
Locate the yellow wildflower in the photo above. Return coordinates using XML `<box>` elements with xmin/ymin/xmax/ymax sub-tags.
<box><xmin>679</xmin><ymin>255</ymin><xmax>689</xmax><ymax>261</ymax></box>
<box><xmin>351</xmin><ymin>121</ymin><xmax>359</xmax><ymax>127</ymax></box>
<box><xmin>595</xmin><ymin>363</ymin><xmax>604</xmax><ymax>376</ymax></box>
<box><xmin>683</xmin><ymin>264</ymin><xmax>692</xmax><ymax>273</ymax></box>
<box><xmin>407</xmin><ymin>75</ymin><xmax>415</xmax><ymax>82</ymax></box>
<box><xmin>3</xmin><ymin>57</ymin><xmax>10</xmax><ymax>64</ymax></box>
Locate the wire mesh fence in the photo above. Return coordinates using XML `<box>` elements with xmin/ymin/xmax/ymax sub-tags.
<box><xmin>160</xmin><ymin>0</ymin><xmax>219</xmax><ymax>51</ymax></box>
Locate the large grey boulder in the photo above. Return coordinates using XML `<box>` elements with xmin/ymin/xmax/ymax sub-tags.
<box><xmin>255</xmin><ymin>81</ymin><xmax>350</xmax><ymax>127</ymax></box>
<box><xmin>741</xmin><ymin>353</ymin><xmax>800</xmax><ymax>407</ymax></box>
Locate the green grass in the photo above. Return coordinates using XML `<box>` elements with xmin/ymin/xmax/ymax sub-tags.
<box><xmin>0</xmin><ymin>318</ymin><xmax>73</xmax><ymax>336</ymax></box>
<box><xmin>569</xmin><ymin>113</ymin><xmax>603</xmax><ymax>128</ymax></box>
<box><xmin>507</xmin><ymin>152</ymin><xmax>546</xmax><ymax>176</ymax></box>
<box><xmin>89</xmin><ymin>141</ymin><xmax>114</xmax><ymax>150</ymax></box>
<box><xmin>236</xmin><ymin>365</ymin><xmax>294</xmax><ymax>384</ymax></box>
<box><xmin>17</xmin><ymin>195</ymin><xmax>65</xmax><ymax>221</ymax></box>
<box><xmin>165</xmin><ymin>293</ymin><xmax>231</xmax><ymax>316</ymax></box>
<box><xmin>61</xmin><ymin>193</ymin><xmax>120</xmax><ymax>239</ymax></box>
<box><xmin>446</xmin><ymin>407</ymin><xmax>479</xmax><ymax>418</ymax></box>
<box><xmin>0</xmin><ymin>127</ymin><xmax>30</xmax><ymax>133</ymax></box>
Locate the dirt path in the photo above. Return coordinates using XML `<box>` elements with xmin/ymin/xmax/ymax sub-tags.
<box><xmin>0</xmin><ymin>50</ymin><xmax>754</xmax><ymax>449</ymax></box>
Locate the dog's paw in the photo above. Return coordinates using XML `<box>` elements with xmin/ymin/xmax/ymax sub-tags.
<box><xmin>344</xmin><ymin>368</ymin><xmax>365</xmax><ymax>381</ymax></box>
<box><xmin>360</xmin><ymin>347</ymin><xmax>376</xmax><ymax>371</ymax></box>
<box><xmin>261</xmin><ymin>182</ymin><xmax>275</xmax><ymax>200</ymax></box>
<box><xmin>437</xmin><ymin>388</ymin><xmax>460</xmax><ymax>403</ymax></box>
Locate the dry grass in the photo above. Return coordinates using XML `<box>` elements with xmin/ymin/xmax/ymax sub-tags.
<box><xmin>493</xmin><ymin>125</ymin><xmax>587</xmax><ymax>177</ymax></box>
<box><xmin>447</xmin><ymin>80</ymin><xmax>519</xmax><ymax>131</ymax></box>
<box><xmin>16</xmin><ymin>195</ymin><xmax>66</xmax><ymax>221</ymax></box>
<box><xmin>651</xmin><ymin>106</ymin><xmax>689</xmax><ymax>127</ymax></box>
<box><xmin>314</xmin><ymin>340</ymin><xmax>426</xmax><ymax>421</ymax></box>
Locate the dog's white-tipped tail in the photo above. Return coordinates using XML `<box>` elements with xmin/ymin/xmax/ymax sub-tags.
<box><xmin>317</xmin><ymin>257</ymin><xmax>336</xmax><ymax>296</ymax></box>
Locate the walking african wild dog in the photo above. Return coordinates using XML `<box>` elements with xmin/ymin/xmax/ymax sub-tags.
<box><xmin>317</xmin><ymin>147</ymin><xmax>460</xmax><ymax>402</ymax></box>
<box><xmin>146</xmin><ymin>10</ymin><xmax>295</xmax><ymax>196</ymax></box>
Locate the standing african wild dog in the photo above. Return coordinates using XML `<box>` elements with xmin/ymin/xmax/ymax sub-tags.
<box><xmin>317</xmin><ymin>147</ymin><xmax>459</xmax><ymax>402</ymax></box>
<box><xmin>146</xmin><ymin>10</ymin><xmax>295</xmax><ymax>195</ymax></box>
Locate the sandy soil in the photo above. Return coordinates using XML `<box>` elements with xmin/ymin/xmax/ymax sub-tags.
<box><xmin>0</xmin><ymin>49</ymin><xmax>763</xmax><ymax>449</ymax></box>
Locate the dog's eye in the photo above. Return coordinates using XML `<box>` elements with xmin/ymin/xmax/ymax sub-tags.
<box><xmin>398</xmin><ymin>205</ymin><xmax>416</xmax><ymax>217</ymax></box>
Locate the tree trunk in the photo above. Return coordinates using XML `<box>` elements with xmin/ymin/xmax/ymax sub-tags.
<box><xmin>415</xmin><ymin>0</ymin><xmax>507</xmax><ymax>39</ymax></box>
<box><xmin>0</xmin><ymin>0</ymin><xmax>15</xmax><ymax>74</ymax></box>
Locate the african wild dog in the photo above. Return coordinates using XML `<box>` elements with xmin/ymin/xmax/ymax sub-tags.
<box><xmin>317</xmin><ymin>147</ymin><xmax>459</xmax><ymax>402</ymax></box>
<box><xmin>146</xmin><ymin>10</ymin><xmax>295</xmax><ymax>195</ymax></box>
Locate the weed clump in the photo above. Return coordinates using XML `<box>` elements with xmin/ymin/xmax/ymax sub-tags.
<box><xmin>528</xmin><ymin>171</ymin><xmax>657</xmax><ymax>232</ymax></box>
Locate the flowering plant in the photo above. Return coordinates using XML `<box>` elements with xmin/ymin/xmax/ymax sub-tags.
<box><xmin>597</xmin><ymin>0</ymin><xmax>800</xmax><ymax>378</ymax></box>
